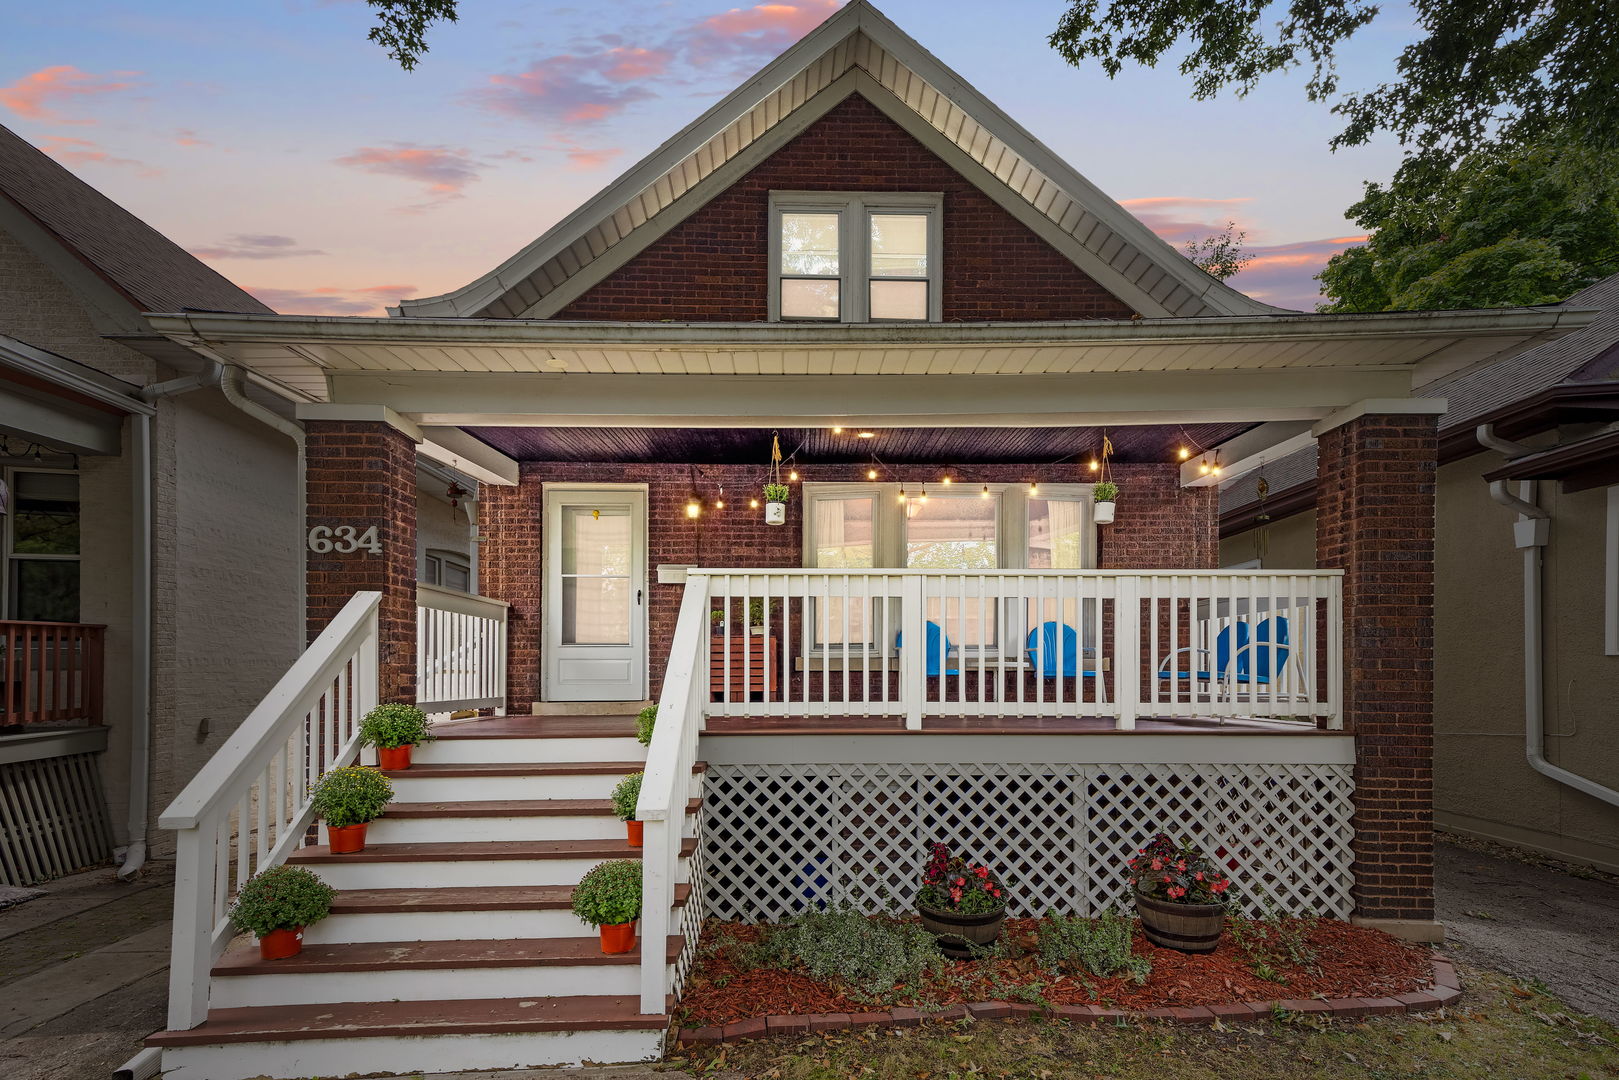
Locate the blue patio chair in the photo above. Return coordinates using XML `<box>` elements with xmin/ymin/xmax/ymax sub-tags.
<box><xmin>896</xmin><ymin>620</ymin><xmax>958</xmax><ymax>676</ymax></box>
<box><xmin>1157</xmin><ymin>620</ymin><xmax>1250</xmax><ymax>683</ymax></box>
<box><xmin>1024</xmin><ymin>622</ymin><xmax>1103</xmax><ymax>680</ymax></box>
<box><xmin>1238</xmin><ymin>616</ymin><xmax>1291</xmax><ymax>685</ymax></box>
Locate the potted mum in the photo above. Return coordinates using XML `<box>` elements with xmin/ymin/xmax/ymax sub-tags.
<box><xmin>1093</xmin><ymin>480</ymin><xmax>1119</xmax><ymax>525</ymax></box>
<box><xmin>572</xmin><ymin>859</ymin><xmax>642</xmax><ymax>954</ymax></box>
<box><xmin>762</xmin><ymin>482</ymin><xmax>790</xmax><ymax>526</ymax></box>
<box><xmin>229</xmin><ymin>864</ymin><xmax>335</xmax><ymax>960</ymax></box>
<box><xmin>311</xmin><ymin>765</ymin><xmax>393</xmax><ymax>853</ymax></box>
<box><xmin>916</xmin><ymin>842</ymin><xmax>1007</xmax><ymax>956</ymax></box>
<box><xmin>360</xmin><ymin>702</ymin><xmax>433</xmax><ymax>771</ymax></box>
<box><xmin>1128</xmin><ymin>833</ymin><xmax>1232</xmax><ymax>953</ymax></box>
<box><xmin>636</xmin><ymin>703</ymin><xmax>657</xmax><ymax>745</ymax></box>
<box><xmin>612</xmin><ymin>771</ymin><xmax>643</xmax><ymax>847</ymax></box>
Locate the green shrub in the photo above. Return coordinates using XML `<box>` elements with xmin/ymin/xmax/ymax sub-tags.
<box><xmin>229</xmin><ymin>864</ymin><xmax>335</xmax><ymax>937</ymax></box>
<box><xmin>611</xmin><ymin>772</ymin><xmax>643</xmax><ymax>822</ymax></box>
<box><xmin>636</xmin><ymin>704</ymin><xmax>657</xmax><ymax>746</ymax></box>
<box><xmin>1037</xmin><ymin>909</ymin><xmax>1151</xmax><ymax>984</ymax></box>
<box><xmin>572</xmin><ymin>859</ymin><xmax>642</xmax><ymax>927</ymax></box>
<box><xmin>1093</xmin><ymin>480</ymin><xmax>1119</xmax><ymax>503</ymax></box>
<box><xmin>358</xmin><ymin>702</ymin><xmax>433</xmax><ymax>749</ymax></box>
<box><xmin>752</xmin><ymin>906</ymin><xmax>947</xmax><ymax>1002</ymax></box>
<box><xmin>311</xmin><ymin>765</ymin><xmax>393</xmax><ymax>827</ymax></box>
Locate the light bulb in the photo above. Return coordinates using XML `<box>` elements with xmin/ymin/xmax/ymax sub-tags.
<box><xmin>1029</xmin><ymin>482</ymin><xmax>1039</xmax><ymax>496</ymax></box>
<box><xmin>685</xmin><ymin>499</ymin><xmax>701</xmax><ymax>519</ymax></box>
<box><xmin>831</xmin><ymin>426</ymin><xmax>843</xmax><ymax>434</ymax></box>
<box><xmin>980</xmin><ymin>484</ymin><xmax>990</xmax><ymax>499</ymax></box>
<box><xmin>789</xmin><ymin>470</ymin><xmax>799</xmax><ymax>482</ymax></box>
<box><xmin>715</xmin><ymin>498</ymin><xmax>725</xmax><ymax>509</ymax></box>
<box><xmin>750</xmin><ymin>498</ymin><xmax>759</xmax><ymax>509</ymax></box>
<box><xmin>1178</xmin><ymin>446</ymin><xmax>1190</xmax><ymax>460</ymax></box>
<box><xmin>857</xmin><ymin>431</ymin><xmax>875</xmax><ymax>439</ymax></box>
<box><xmin>941</xmin><ymin>476</ymin><xmax>951</xmax><ymax>485</ymax></box>
<box><xmin>867</xmin><ymin>468</ymin><xmax>878</xmax><ymax>480</ymax></box>
<box><xmin>1211</xmin><ymin>466</ymin><xmax>1222</xmax><ymax>476</ymax></box>
<box><xmin>918</xmin><ymin>487</ymin><xmax>928</xmax><ymax>503</ymax></box>
<box><xmin>1088</xmin><ymin>460</ymin><xmax>1099</xmax><ymax>472</ymax></box>
<box><xmin>1199</xmin><ymin>461</ymin><xmax>1211</xmax><ymax>475</ymax></box>
<box><xmin>898</xmin><ymin>487</ymin><xmax>908</xmax><ymax>504</ymax></box>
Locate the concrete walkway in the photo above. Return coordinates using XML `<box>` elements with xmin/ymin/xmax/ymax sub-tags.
<box><xmin>1435</xmin><ymin>835</ymin><xmax>1619</xmax><ymax>1024</ymax></box>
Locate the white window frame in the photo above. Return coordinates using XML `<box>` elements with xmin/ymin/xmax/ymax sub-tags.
<box><xmin>768</xmin><ymin>191</ymin><xmax>944</xmax><ymax>323</ymax></box>
<box><xmin>423</xmin><ymin>547</ymin><xmax>473</xmax><ymax>593</ymax></box>
<box><xmin>4</xmin><ymin>465</ymin><xmax>81</xmax><ymax>622</ymax></box>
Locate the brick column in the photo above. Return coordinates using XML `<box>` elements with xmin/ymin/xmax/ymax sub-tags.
<box><xmin>305</xmin><ymin>420</ymin><xmax>418</xmax><ymax>703</ymax></box>
<box><xmin>478</xmin><ymin>470</ymin><xmax>543</xmax><ymax>713</ymax></box>
<box><xmin>1315</xmin><ymin>411</ymin><xmax>1439</xmax><ymax>932</ymax></box>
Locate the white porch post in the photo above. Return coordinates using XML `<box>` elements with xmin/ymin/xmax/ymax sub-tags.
<box><xmin>901</xmin><ymin>574</ymin><xmax>924</xmax><ymax>730</ymax></box>
<box><xmin>1114</xmin><ymin>576</ymin><xmax>1139</xmax><ymax>730</ymax></box>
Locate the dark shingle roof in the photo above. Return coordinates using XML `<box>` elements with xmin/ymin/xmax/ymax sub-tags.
<box><xmin>1221</xmin><ymin>275</ymin><xmax>1619</xmax><ymax>514</ymax></box>
<box><xmin>0</xmin><ymin>123</ymin><xmax>272</xmax><ymax>316</ymax></box>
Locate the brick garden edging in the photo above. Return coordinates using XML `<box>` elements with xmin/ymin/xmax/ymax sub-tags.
<box><xmin>675</xmin><ymin>952</ymin><xmax>1460</xmax><ymax>1045</ymax></box>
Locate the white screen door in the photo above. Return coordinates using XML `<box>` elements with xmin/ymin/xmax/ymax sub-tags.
<box><xmin>544</xmin><ymin>488</ymin><xmax>648</xmax><ymax>701</ymax></box>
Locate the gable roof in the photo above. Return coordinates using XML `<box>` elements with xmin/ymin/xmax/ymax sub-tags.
<box><xmin>0</xmin><ymin>122</ymin><xmax>272</xmax><ymax>317</ymax></box>
<box><xmin>397</xmin><ymin>0</ymin><xmax>1285</xmax><ymax>322</ymax></box>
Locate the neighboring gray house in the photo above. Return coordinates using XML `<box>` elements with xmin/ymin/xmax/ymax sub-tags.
<box><xmin>1222</xmin><ymin>274</ymin><xmax>1619</xmax><ymax>874</ymax></box>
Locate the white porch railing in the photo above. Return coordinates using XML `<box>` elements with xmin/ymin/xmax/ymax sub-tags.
<box><xmin>416</xmin><ymin>584</ymin><xmax>508</xmax><ymax>713</ymax></box>
<box><xmin>159</xmin><ymin>592</ymin><xmax>380</xmax><ymax>1031</ymax></box>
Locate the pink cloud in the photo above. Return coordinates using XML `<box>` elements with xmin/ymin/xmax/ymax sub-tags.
<box><xmin>603</xmin><ymin>47</ymin><xmax>674</xmax><ymax>82</ymax></box>
<box><xmin>1118</xmin><ymin>196</ymin><xmax>1255</xmax><ymax>246</ymax></box>
<box><xmin>683</xmin><ymin>0</ymin><xmax>844</xmax><ymax>67</ymax></box>
<box><xmin>333</xmin><ymin>144</ymin><xmax>485</xmax><ymax>208</ymax></box>
<box><xmin>0</xmin><ymin>65</ymin><xmax>139</xmax><ymax>124</ymax></box>
<box><xmin>469</xmin><ymin>53</ymin><xmax>658</xmax><ymax>126</ymax></box>
<box><xmin>36</xmin><ymin>135</ymin><xmax>155</xmax><ymax>174</ymax></box>
<box><xmin>1232</xmin><ymin>236</ymin><xmax>1369</xmax><ymax>311</ymax></box>
<box><xmin>246</xmin><ymin>283</ymin><xmax>418</xmax><ymax>317</ymax></box>
<box><xmin>174</xmin><ymin>128</ymin><xmax>209</xmax><ymax>147</ymax></box>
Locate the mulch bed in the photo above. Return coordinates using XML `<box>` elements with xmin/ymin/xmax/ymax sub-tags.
<box><xmin>680</xmin><ymin>916</ymin><xmax>1434</xmax><ymax>1026</ymax></box>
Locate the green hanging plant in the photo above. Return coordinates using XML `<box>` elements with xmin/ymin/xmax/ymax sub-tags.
<box><xmin>1093</xmin><ymin>480</ymin><xmax>1119</xmax><ymax>503</ymax></box>
<box><xmin>763</xmin><ymin>482</ymin><xmax>791</xmax><ymax>503</ymax></box>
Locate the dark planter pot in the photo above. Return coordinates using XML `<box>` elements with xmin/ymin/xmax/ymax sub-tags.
<box><xmin>1134</xmin><ymin>889</ymin><xmax>1225</xmax><ymax>953</ymax></box>
<box><xmin>918</xmin><ymin>902</ymin><xmax>1006</xmax><ymax>958</ymax></box>
<box><xmin>258</xmin><ymin>927</ymin><xmax>304</xmax><ymax>960</ymax></box>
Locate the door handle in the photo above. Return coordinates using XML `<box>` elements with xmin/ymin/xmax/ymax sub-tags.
<box><xmin>637</xmin><ymin>588</ymin><xmax>644</xmax><ymax>605</ymax></box>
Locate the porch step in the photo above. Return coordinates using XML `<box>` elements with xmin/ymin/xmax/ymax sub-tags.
<box><xmin>384</xmin><ymin>761</ymin><xmax>703</xmax><ymax>802</ymax></box>
<box><xmin>287</xmin><ymin>837</ymin><xmax>698</xmax><ymax>889</ymax></box>
<box><xmin>148</xmin><ymin>996</ymin><xmax>666</xmax><ymax>1078</ymax></box>
<box><xmin>208</xmin><ymin>934</ymin><xmax>682</xmax><ymax>1009</ymax></box>
<box><xmin>421</xmin><ymin>718</ymin><xmax>645</xmax><ymax>763</ymax></box>
<box><xmin>364</xmin><ymin>798</ymin><xmax>701</xmax><ymax>844</ymax></box>
<box><xmin>307</xmin><ymin>882</ymin><xmax>693</xmax><ymax>944</ymax></box>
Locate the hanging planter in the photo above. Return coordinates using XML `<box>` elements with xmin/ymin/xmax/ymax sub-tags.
<box><xmin>763</xmin><ymin>482</ymin><xmax>790</xmax><ymax>526</ymax></box>
<box><xmin>1093</xmin><ymin>479</ymin><xmax>1119</xmax><ymax>525</ymax></box>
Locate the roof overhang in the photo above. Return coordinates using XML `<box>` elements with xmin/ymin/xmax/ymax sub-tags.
<box><xmin>0</xmin><ymin>335</ymin><xmax>152</xmax><ymax>454</ymax></box>
<box><xmin>142</xmin><ymin>306</ymin><xmax>1596</xmax><ymax>428</ymax></box>
<box><xmin>1483</xmin><ymin>428</ymin><xmax>1619</xmax><ymax>494</ymax></box>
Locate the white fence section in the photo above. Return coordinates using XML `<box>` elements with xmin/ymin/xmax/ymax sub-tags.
<box><xmin>700</xmin><ymin>569</ymin><xmax>1343</xmax><ymax>727</ymax></box>
<box><xmin>701</xmin><ymin>760</ymin><xmax>1356</xmax><ymax>921</ymax></box>
<box><xmin>416</xmin><ymin>585</ymin><xmax>508</xmax><ymax>713</ymax></box>
<box><xmin>159</xmin><ymin>592</ymin><xmax>380</xmax><ymax>1031</ymax></box>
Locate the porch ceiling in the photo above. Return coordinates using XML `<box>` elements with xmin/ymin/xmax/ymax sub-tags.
<box><xmin>467</xmin><ymin>422</ymin><xmax>1254</xmax><ymax>464</ymax></box>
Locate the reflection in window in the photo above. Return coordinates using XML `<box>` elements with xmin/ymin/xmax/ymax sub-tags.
<box><xmin>779</xmin><ymin>212</ymin><xmax>841</xmax><ymax>319</ymax></box>
<box><xmin>8</xmin><ymin>471</ymin><xmax>79</xmax><ymax>621</ymax></box>
<box><xmin>904</xmin><ymin>496</ymin><xmax>996</xmax><ymax>569</ymax></box>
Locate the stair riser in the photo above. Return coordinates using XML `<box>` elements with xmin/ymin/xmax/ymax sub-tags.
<box><xmin>303</xmin><ymin>857</ymin><xmax>690</xmax><ymax>890</ymax></box>
<box><xmin>387</xmin><ymin>773</ymin><xmax>631</xmax><ymax>802</ymax></box>
<box><xmin>414</xmin><ymin>737</ymin><xmax>646</xmax><ymax>764</ymax></box>
<box><xmin>305</xmin><ymin>907</ymin><xmax>592</xmax><ymax>944</ymax></box>
<box><xmin>211</xmin><ymin>961</ymin><xmax>637</xmax><ymax>1009</ymax></box>
<box><xmin>366</xmin><ymin>814</ymin><xmax>694</xmax><ymax>845</ymax></box>
<box><xmin>158</xmin><ymin>1027</ymin><xmax>662</xmax><ymax>1080</ymax></box>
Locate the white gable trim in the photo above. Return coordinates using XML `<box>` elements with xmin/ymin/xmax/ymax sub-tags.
<box><xmin>396</xmin><ymin>1</ymin><xmax>1285</xmax><ymax>322</ymax></box>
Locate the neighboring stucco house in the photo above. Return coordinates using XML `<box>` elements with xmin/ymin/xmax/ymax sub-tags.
<box><xmin>0</xmin><ymin>122</ymin><xmax>478</xmax><ymax>885</ymax></box>
<box><xmin>1222</xmin><ymin>273</ymin><xmax>1619</xmax><ymax>875</ymax></box>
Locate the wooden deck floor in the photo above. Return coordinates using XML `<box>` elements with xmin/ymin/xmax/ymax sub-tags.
<box><xmin>437</xmin><ymin>714</ymin><xmax>1334</xmax><ymax>737</ymax></box>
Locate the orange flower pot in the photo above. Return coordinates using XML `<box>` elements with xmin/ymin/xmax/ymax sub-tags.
<box><xmin>258</xmin><ymin>927</ymin><xmax>304</xmax><ymax>960</ymax></box>
<box><xmin>326</xmin><ymin>822</ymin><xmax>368</xmax><ymax>854</ymax></box>
<box><xmin>599</xmin><ymin>921</ymin><xmax>637</xmax><ymax>954</ymax></box>
<box><xmin>626</xmin><ymin>820</ymin><xmax>643</xmax><ymax>847</ymax></box>
<box><xmin>377</xmin><ymin>744</ymin><xmax>413</xmax><ymax>770</ymax></box>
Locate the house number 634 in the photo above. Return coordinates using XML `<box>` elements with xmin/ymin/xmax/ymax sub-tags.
<box><xmin>307</xmin><ymin>525</ymin><xmax>382</xmax><ymax>554</ymax></box>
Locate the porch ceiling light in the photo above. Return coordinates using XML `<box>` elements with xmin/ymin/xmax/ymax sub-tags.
<box><xmin>831</xmin><ymin>426</ymin><xmax>844</xmax><ymax>434</ymax></box>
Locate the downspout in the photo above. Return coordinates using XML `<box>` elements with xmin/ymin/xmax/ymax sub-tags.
<box><xmin>1478</xmin><ymin>424</ymin><xmax>1619</xmax><ymax>809</ymax></box>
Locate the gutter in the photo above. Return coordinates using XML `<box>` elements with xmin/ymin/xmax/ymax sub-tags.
<box><xmin>1479</xmin><ymin>424</ymin><xmax>1619</xmax><ymax>811</ymax></box>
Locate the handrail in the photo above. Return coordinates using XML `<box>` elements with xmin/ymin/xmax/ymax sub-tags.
<box><xmin>161</xmin><ymin>591</ymin><xmax>380</xmax><ymax>1031</ymax></box>
<box><xmin>636</xmin><ymin>573</ymin><xmax>711</xmax><ymax>1015</ymax></box>
<box><xmin>416</xmin><ymin>585</ymin><xmax>508</xmax><ymax>713</ymax></box>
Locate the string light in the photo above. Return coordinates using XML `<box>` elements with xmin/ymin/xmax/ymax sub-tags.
<box><xmin>685</xmin><ymin>497</ymin><xmax>702</xmax><ymax>518</ymax></box>
<box><xmin>789</xmin><ymin>469</ymin><xmax>799</xmax><ymax>482</ymax></box>
<box><xmin>867</xmin><ymin>467</ymin><xmax>879</xmax><ymax>480</ymax></box>
<box><xmin>1178</xmin><ymin>446</ymin><xmax>1190</xmax><ymax>460</ymax></box>
<box><xmin>980</xmin><ymin>484</ymin><xmax>991</xmax><ymax>499</ymax></box>
<box><xmin>714</xmin><ymin>485</ymin><xmax>725</xmax><ymax>510</ymax></box>
<box><xmin>918</xmin><ymin>485</ymin><xmax>928</xmax><ymax>503</ymax></box>
<box><xmin>832</xmin><ymin>426</ymin><xmax>844</xmax><ymax>434</ymax></box>
<box><xmin>1028</xmin><ymin>482</ymin><xmax>1039</xmax><ymax>496</ymax></box>
<box><xmin>857</xmin><ymin>431</ymin><xmax>875</xmax><ymax>439</ymax></box>
<box><xmin>1088</xmin><ymin>459</ymin><xmax>1100</xmax><ymax>472</ymax></box>
<box><xmin>941</xmin><ymin>476</ymin><xmax>952</xmax><ymax>486</ymax></box>
<box><xmin>897</xmin><ymin>485</ymin><xmax>908</xmax><ymax>504</ymax></box>
<box><xmin>750</xmin><ymin>498</ymin><xmax>759</xmax><ymax>509</ymax></box>
<box><xmin>1198</xmin><ymin>458</ymin><xmax>1212</xmax><ymax>476</ymax></box>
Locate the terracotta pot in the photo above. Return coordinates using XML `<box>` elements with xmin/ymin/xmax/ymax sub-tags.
<box><xmin>918</xmin><ymin>902</ymin><xmax>1006</xmax><ymax>958</ymax></box>
<box><xmin>377</xmin><ymin>744</ymin><xmax>413</xmax><ymax>770</ymax></box>
<box><xmin>599</xmin><ymin>920</ymin><xmax>637</xmax><ymax>954</ymax></box>
<box><xmin>326</xmin><ymin>822</ymin><xmax>369</xmax><ymax>854</ymax></box>
<box><xmin>1134</xmin><ymin>889</ymin><xmax>1225</xmax><ymax>953</ymax></box>
<box><xmin>625</xmin><ymin>819</ymin><xmax>643</xmax><ymax>847</ymax></box>
<box><xmin>258</xmin><ymin>927</ymin><xmax>304</xmax><ymax>960</ymax></box>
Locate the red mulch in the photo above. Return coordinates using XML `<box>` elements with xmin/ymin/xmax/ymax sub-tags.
<box><xmin>679</xmin><ymin>916</ymin><xmax>1432</xmax><ymax>1026</ymax></box>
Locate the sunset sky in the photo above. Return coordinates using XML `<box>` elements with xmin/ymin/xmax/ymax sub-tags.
<box><xmin>3</xmin><ymin>0</ymin><xmax>1418</xmax><ymax>314</ymax></box>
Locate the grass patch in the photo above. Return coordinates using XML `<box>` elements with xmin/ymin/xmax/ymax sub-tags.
<box><xmin>668</xmin><ymin>963</ymin><xmax>1619</xmax><ymax>1079</ymax></box>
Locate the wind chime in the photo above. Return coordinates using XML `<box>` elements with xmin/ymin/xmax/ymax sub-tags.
<box><xmin>1252</xmin><ymin>473</ymin><xmax>1272</xmax><ymax>561</ymax></box>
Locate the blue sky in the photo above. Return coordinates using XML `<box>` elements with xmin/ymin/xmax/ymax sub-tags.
<box><xmin>3</xmin><ymin>0</ymin><xmax>1418</xmax><ymax>313</ymax></box>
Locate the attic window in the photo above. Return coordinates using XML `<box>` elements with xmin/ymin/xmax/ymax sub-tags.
<box><xmin>770</xmin><ymin>192</ymin><xmax>942</xmax><ymax>322</ymax></box>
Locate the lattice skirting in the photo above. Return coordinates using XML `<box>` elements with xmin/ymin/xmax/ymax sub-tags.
<box><xmin>672</xmin><ymin>806</ymin><xmax>709</xmax><ymax>1000</ymax></box>
<box><xmin>701</xmin><ymin>762</ymin><xmax>1354</xmax><ymax>922</ymax></box>
<box><xmin>0</xmin><ymin>751</ymin><xmax>114</xmax><ymax>886</ymax></box>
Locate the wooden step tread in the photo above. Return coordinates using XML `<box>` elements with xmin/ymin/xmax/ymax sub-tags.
<box><xmin>329</xmin><ymin>882</ymin><xmax>692</xmax><ymax>914</ymax></box>
<box><xmin>288</xmin><ymin>837</ymin><xmax>699</xmax><ymax>864</ymax></box>
<box><xmin>433</xmin><ymin>717</ymin><xmax>639</xmax><ymax>739</ymax></box>
<box><xmin>381</xmin><ymin>797</ymin><xmax>700</xmax><ymax>819</ymax></box>
<box><xmin>145</xmin><ymin>995</ymin><xmax>668</xmax><ymax>1047</ymax></box>
<box><xmin>213</xmin><ymin>934</ymin><xmax>682</xmax><ymax>976</ymax></box>
<box><xmin>381</xmin><ymin>761</ymin><xmax>703</xmax><ymax>779</ymax></box>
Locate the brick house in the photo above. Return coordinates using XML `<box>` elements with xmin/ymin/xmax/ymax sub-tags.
<box><xmin>138</xmin><ymin>3</ymin><xmax>1593</xmax><ymax>1077</ymax></box>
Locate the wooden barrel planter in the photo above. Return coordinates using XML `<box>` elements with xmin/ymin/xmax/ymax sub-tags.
<box><xmin>919</xmin><ymin>903</ymin><xmax>1006</xmax><ymax>958</ymax></box>
<box><xmin>1134</xmin><ymin>890</ymin><xmax>1225</xmax><ymax>953</ymax></box>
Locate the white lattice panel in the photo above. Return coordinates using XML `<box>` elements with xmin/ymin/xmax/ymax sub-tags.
<box><xmin>671</xmin><ymin>807</ymin><xmax>708</xmax><ymax>1000</ymax></box>
<box><xmin>701</xmin><ymin>762</ymin><xmax>1354</xmax><ymax>922</ymax></box>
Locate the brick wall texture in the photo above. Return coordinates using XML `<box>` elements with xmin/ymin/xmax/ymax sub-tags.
<box><xmin>477</xmin><ymin>460</ymin><xmax>1206</xmax><ymax>712</ymax></box>
<box><xmin>305</xmin><ymin>421</ymin><xmax>418</xmax><ymax>703</ymax></box>
<box><xmin>553</xmin><ymin>95</ymin><xmax>1134</xmax><ymax>323</ymax></box>
<box><xmin>1316</xmin><ymin>413</ymin><xmax>1438</xmax><ymax>922</ymax></box>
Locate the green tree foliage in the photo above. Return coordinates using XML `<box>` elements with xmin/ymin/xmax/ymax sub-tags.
<box><xmin>1183</xmin><ymin>222</ymin><xmax>1253</xmax><ymax>280</ymax></box>
<box><xmin>367</xmin><ymin>0</ymin><xmax>459</xmax><ymax>71</ymax></box>
<box><xmin>1317</xmin><ymin>140</ymin><xmax>1619</xmax><ymax>311</ymax></box>
<box><xmin>1048</xmin><ymin>0</ymin><xmax>1619</xmax><ymax>170</ymax></box>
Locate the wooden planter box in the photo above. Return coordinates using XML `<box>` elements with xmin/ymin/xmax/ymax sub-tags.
<box><xmin>711</xmin><ymin>634</ymin><xmax>778</xmax><ymax>701</ymax></box>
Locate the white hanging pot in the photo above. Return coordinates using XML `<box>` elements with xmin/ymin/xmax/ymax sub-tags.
<box><xmin>1094</xmin><ymin>501</ymin><xmax>1116</xmax><ymax>524</ymax></box>
<box><xmin>765</xmin><ymin>500</ymin><xmax>787</xmax><ymax>525</ymax></box>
